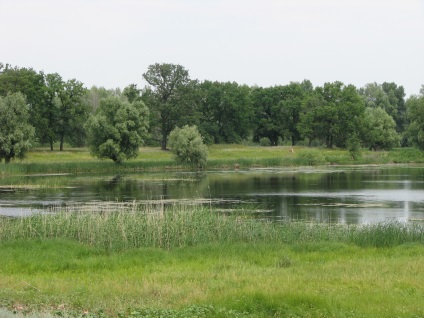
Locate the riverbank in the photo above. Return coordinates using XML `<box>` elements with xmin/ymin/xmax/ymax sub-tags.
<box><xmin>2</xmin><ymin>145</ymin><xmax>424</xmax><ymax>176</ymax></box>
<box><xmin>1</xmin><ymin>205</ymin><xmax>423</xmax><ymax>317</ymax></box>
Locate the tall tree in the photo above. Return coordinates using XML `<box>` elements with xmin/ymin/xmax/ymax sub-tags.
<box><xmin>405</xmin><ymin>94</ymin><xmax>424</xmax><ymax>150</ymax></box>
<box><xmin>55</xmin><ymin>78</ymin><xmax>88</xmax><ymax>150</ymax></box>
<box><xmin>0</xmin><ymin>64</ymin><xmax>46</xmax><ymax>144</ymax></box>
<box><xmin>361</xmin><ymin>107</ymin><xmax>400</xmax><ymax>150</ymax></box>
<box><xmin>83</xmin><ymin>86</ymin><xmax>124</xmax><ymax>114</ymax></box>
<box><xmin>359</xmin><ymin>82</ymin><xmax>406</xmax><ymax>134</ymax></box>
<box><xmin>252</xmin><ymin>81</ymin><xmax>312</xmax><ymax>146</ymax></box>
<box><xmin>198</xmin><ymin>81</ymin><xmax>252</xmax><ymax>144</ymax></box>
<box><xmin>299</xmin><ymin>82</ymin><xmax>365</xmax><ymax>148</ymax></box>
<box><xmin>381</xmin><ymin>82</ymin><xmax>406</xmax><ymax>133</ymax></box>
<box><xmin>123</xmin><ymin>84</ymin><xmax>142</xmax><ymax>103</ymax></box>
<box><xmin>280</xmin><ymin>82</ymin><xmax>309</xmax><ymax>146</ymax></box>
<box><xmin>142</xmin><ymin>63</ymin><xmax>197</xmax><ymax>150</ymax></box>
<box><xmin>251</xmin><ymin>86</ymin><xmax>286</xmax><ymax>146</ymax></box>
<box><xmin>0</xmin><ymin>93</ymin><xmax>35</xmax><ymax>163</ymax></box>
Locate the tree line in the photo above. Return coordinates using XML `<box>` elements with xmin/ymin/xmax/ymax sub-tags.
<box><xmin>1</xmin><ymin>62</ymin><xmax>424</xmax><ymax>163</ymax></box>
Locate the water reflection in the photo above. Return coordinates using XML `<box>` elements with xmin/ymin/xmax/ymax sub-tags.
<box><xmin>1</xmin><ymin>166</ymin><xmax>424</xmax><ymax>224</ymax></box>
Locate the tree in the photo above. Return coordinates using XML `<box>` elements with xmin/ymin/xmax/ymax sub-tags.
<box><xmin>0</xmin><ymin>93</ymin><xmax>35</xmax><ymax>163</ymax></box>
<box><xmin>85</xmin><ymin>97</ymin><xmax>149</xmax><ymax>163</ymax></box>
<box><xmin>405</xmin><ymin>94</ymin><xmax>424</xmax><ymax>150</ymax></box>
<box><xmin>55</xmin><ymin>78</ymin><xmax>89</xmax><ymax>150</ymax></box>
<box><xmin>123</xmin><ymin>84</ymin><xmax>142</xmax><ymax>103</ymax></box>
<box><xmin>359</xmin><ymin>82</ymin><xmax>406</xmax><ymax>134</ymax></box>
<box><xmin>0</xmin><ymin>64</ymin><xmax>46</xmax><ymax>145</ymax></box>
<box><xmin>83</xmin><ymin>85</ymin><xmax>124</xmax><ymax>114</ymax></box>
<box><xmin>299</xmin><ymin>82</ymin><xmax>365</xmax><ymax>148</ymax></box>
<box><xmin>279</xmin><ymin>82</ymin><xmax>309</xmax><ymax>146</ymax></box>
<box><xmin>361</xmin><ymin>107</ymin><xmax>400</xmax><ymax>150</ymax></box>
<box><xmin>381</xmin><ymin>82</ymin><xmax>406</xmax><ymax>133</ymax></box>
<box><xmin>251</xmin><ymin>86</ymin><xmax>286</xmax><ymax>146</ymax></box>
<box><xmin>168</xmin><ymin>125</ymin><xmax>208</xmax><ymax>168</ymax></box>
<box><xmin>198</xmin><ymin>81</ymin><xmax>252</xmax><ymax>144</ymax></box>
<box><xmin>142</xmin><ymin>63</ymin><xmax>197</xmax><ymax>150</ymax></box>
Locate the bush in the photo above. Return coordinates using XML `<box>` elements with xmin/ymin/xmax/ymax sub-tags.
<box><xmin>168</xmin><ymin>125</ymin><xmax>208</xmax><ymax>168</ymax></box>
<box><xmin>259</xmin><ymin>137</ymin><xmax>271</xmax><ymax>146</ymax></box>
<box><xmin>296</xmin><ymin>149</ymin><xmax>326</xmax><ymax>166</ymax></box>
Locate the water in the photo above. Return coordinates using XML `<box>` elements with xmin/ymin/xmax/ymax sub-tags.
<box><xmin>1</xmin><ymin>165</ymin><xmax>424</xmax><ymax>224</ymax></box>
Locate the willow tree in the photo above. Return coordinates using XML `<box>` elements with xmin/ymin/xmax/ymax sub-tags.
<box><xmin>0</xmin><ymin>93</ymin><xmax>35</xmax><ymax>163</ymax></box>
<box><xmin>85</xmin><ymin>97</ymin><xmax>149</xmax><ymax>163</ymax></box>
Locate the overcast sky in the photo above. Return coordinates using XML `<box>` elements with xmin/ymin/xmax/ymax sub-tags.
<box><xmin>1</xmin><ymin>0</ymin><xmax>423</xmax><ymax>96</ymax></box>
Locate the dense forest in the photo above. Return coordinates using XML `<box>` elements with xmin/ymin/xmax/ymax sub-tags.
<box><xmin>1</xmin><ymin>62</ymin><xmax>423</xmax><ymax>163</ymax></box>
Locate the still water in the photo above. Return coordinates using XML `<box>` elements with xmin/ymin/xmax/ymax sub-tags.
<box><xmin>1</xmin><ymin>165</ymin><xmax>424</xmax><ymax>224</ymax></box>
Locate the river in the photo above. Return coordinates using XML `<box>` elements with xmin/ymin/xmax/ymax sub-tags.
<box><xmin>1</xmin><ymin>165</ymin><xmax>424</xmax><ymax>224</ymax></box>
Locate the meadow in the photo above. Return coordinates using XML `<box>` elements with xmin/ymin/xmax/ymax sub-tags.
<box><xmin>2</xmin><ymin>145</ymin><xmax>424</xmax><ymax>177</ymax></box>
<box><xmin>1</xmin><ymin>145</ymin><xmax>424</xmax><ymax>317</ymax></box>
<box><xmin>0</xmin><ymin>204</ymin><xmax>423</xmax><ymax>317</ymax></box>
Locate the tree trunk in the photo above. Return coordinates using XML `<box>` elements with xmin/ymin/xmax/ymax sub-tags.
<box><xmin>5</xmin><ymin>156</ymin><xmax>11</xmax><ymax>164</ymax></box>
<box><xmin>60</xmin><ymin>138</ymin><xmax>64</xmax><ymax>151</ymax></box>
<box><xmin>161</xmin><ymin>138</ymin><xmax>167</xmax><ymax>150</ymax></box>
<box><xmin>50</xmin><ymin>140</ymin><xmax>54</xmax><ymax>151</ymax></box>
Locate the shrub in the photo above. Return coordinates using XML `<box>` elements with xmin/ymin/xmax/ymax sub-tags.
<box><xmin>259</xmin><ymin>137</ymin><xmax>271</xmax><ymax>146</ymax></box>
<box><xmin>168</xmin><ymin>125</ymin><xmax>208</xmax><ymax>168</ymax></box>
<box><xmin>296</xmin><ymin>149</ymin><xmax>326</xmax><ymax>166</ymax></box>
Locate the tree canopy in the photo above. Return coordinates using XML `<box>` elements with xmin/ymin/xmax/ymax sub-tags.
<box><xmin>85</xmin><ymin>97</ymin><xmax>149</xmax><ymax>163</ymax></box>
<box><xmin>0</xmin><ymin>93</ymin><xmax>35</xmax><ymax>163</ymax></box>
<box><xmin>1</xmin><ymin>61</ymin><xmax>423</xmax><ymax>156</ymax></box>
<box><xmin>142</xmin><ymin>63</ymin><xmax>197</xmax><ymax>150</ymax></box>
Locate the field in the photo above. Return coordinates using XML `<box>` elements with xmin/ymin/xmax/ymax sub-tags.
<box><xmin>1</xmin><ymin>145</ymin><xmax>424</xmax><ymax>178</ymax></box>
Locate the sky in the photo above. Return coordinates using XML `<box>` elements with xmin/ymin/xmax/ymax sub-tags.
<box><xmin>1</xmin><ymin>0</ymin><xmax>423</xmax><ymax>96</ymax></box>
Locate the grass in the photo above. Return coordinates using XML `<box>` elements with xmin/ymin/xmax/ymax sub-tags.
<box><xmin>1</xmin><ymin>203</ymin><xmax>423</xmax><ymax>250</ymax></box>
<box><xmin>1</xmin><ymin>204</ymin><xmax>423</xmax><ymax>317</ymax></box>
<box><xmin>2</xmin><ymin>145</ymin><xmax>424</xmax><ymax>177</ymax></box>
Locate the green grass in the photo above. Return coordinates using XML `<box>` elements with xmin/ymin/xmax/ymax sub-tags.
<box><xmin>1</xmin><ymin>238</ymin><xmax>423</xmax><ymax>317</ymax></box>
<box><xmin>1</xmin><ymin>204</ymin><xmax>423</xmax><ymax>317</ymax></box>
<box><xmin>2</xmin><ymin>145</ymin><xmax>424</xmax><ymax>177</ymax></box>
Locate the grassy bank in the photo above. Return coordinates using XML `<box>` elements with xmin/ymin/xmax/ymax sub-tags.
<box><xmin>1</xmin><ymin>204</ymin><xmax>424</xmax><ymax>317</ymax></box>
<box><xmin>2</xmin><ymin>145</ymin><xmax>424</xmax><ymax>176</ymax></box>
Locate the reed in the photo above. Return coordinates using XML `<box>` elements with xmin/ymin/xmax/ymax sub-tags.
<box><xmin>1</xmin><ymin>203</ymin><xmax>422</xmax><ymax>250</ymax></box>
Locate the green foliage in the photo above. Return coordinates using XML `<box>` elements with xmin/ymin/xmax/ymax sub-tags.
<box><xmin>168</xmin><ymin>125</ymin><xmax>208</xmax><ymax>168</ymax></box>
<box><xmin>361</xmin><ymin>107</ymin><xmax>400</xmax><ymax>150</ymax></box>
<box><xmin>85</xmin><ymin>97</ymin><xmax>149</xmax><ymax>163</ymax></box>
<box><xmin>359</xmin><ymin>82</ymin><xmax>406</xmax><ymax>133</ymax></box>
<box><xmin>142</xmin><ymin>63</ymin><xmax>197</xmax><ymax>150</ymax></box>
<box><xmin>123</xmin><ymin>84</ymin><xmax>141</xmax><ymax>103</ymax></box>
<box><xmin>252</xmin><ymin>82</ymin><xmax>310</xmax><ymax>146</ymax></box>
<box><xmin>0</xmin><ymin>65</ymin><xmax>46</xmax><ymax>145</ymax></box>
<box><xmin>405</xmin><ymin>94</ymin><xmax>424</xmax><ymax>150</ymax></box>
<box><xmin>346</xmin><ymin>135</ymin><xmax>362</xmax><ymax>161</ymax></box>
<box><xmin>299</xmin><ymin>82</ymin><xmax>365</xmax><ymax>148</ymax></box>
<box><xmin>259</xmin><ymin>137</ymin><xmax>271</xmax><ymax>146</ymax></box>
<box><xmin>0</xmin><ymin>93</ymin><xmax>35</xmax><ymax>163</ymax></box>
<box><xmin>198</xmin><ymin>81</ymin><xmax>253</xmax><ymax>144</ymax></box>
<box><xmin>295</xmin><ymin>149</ymin><xmax>326</xmax><ymax>166</ymax></box>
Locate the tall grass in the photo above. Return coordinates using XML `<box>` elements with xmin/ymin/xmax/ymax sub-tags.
<box><xmin>1</xmin><ymin>203</ymin><xmax>422</xmax><ymax>250</ymax></box>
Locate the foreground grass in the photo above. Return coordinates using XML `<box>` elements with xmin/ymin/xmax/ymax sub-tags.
<box><xmin>1</xmin><ymin>240</ymin><xmax>423</xmax><ymax>318</ymax></box>
<box><xmin>1</xmin><ymin>204</ymin><xmax>423</xmax><ymax>317</ymax></box>
<box><xmin>2</xmin><ymin>145</ymin><xmax>424</xmax><ymax>176</ymax></box>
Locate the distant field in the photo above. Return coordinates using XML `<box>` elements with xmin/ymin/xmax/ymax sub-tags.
<box><xmin>2</xmin><ymin>145</ymin><xmax>424</xmax><ymax>176</ymax></box>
